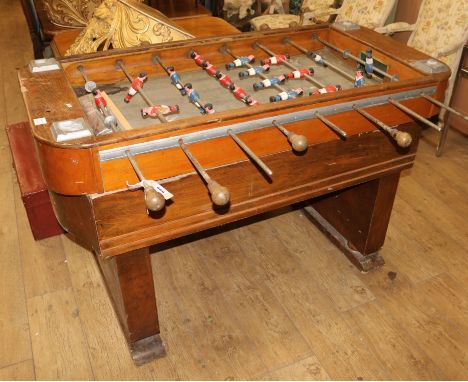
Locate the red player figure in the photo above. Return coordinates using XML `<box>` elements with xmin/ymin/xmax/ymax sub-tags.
<box><xmin>202</xmin><ymin>61</ymin><xmax>218</xmax><ymax>77</ymax></box>
<box><xmin>285</xmin><ymin>68</ymin><xmax>314</xmax><ymax>79</ymax></box>
<box><xmin>93</xmin><ymin>89</ymin><xmax>107</xmax><ymax>110</ymax></box>
<box><xmin>229</xmin><ymin>83</ymin><xmax>251</xmax><ymax>104</ymax></box>
<box><xmin>261</xmin><ymin>54</ymin><xmax>290</xmax><ymax>65</ymax></box>
<box><xmin>141</xmin><ymin>104</ymin><xmax>180</xmax><ymax>117</ymax></box>
<box><xmin>215</xmin><ymin>71</ymin><xmax>233</xmax><ymax>88</ymax></box>
<box><xmin>124</xmin><ymin>72</ymin><xmax>147</xmax><ymax>103</ymax></box>
<box><xmin>310</xmin><ymin>84</ymin><xmax>342</xmax><ymax>95</ymax></box>
<box><xmin>190</xmin><ymin>51</ymin><xmax>204</xmax><ymax>67</ymax></box>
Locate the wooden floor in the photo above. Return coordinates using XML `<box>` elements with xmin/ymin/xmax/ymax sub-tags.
<box><xmin>1</xmin><ymin>1</ymin><xmax>468</xmax><ymax>380</ymax></box>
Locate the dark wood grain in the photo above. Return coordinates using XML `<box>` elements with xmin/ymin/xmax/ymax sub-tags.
<box><xmin>88</xmin><ymin>123</ymin><xmax>420</xmax><ymax>257</ymax></box>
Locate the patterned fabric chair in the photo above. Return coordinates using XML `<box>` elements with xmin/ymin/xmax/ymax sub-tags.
<box><xmin>375</xmin><ymin>0</ymin><xmax>468</xmax><ymax>155</ymax></box>
<box><xmin>250</xmin><ymin>0</ymin><xmax>395</xmax><ymax>31</ymax></box>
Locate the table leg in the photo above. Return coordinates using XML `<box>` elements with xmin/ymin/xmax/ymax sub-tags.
<box><xmin>95</xmin><ymin>248</ymin><xmax>165</xmax><ymax>365</ymax></box>
<box><xmin>305</xmin><ymin>172</ymin><xmax>401</xmax><ymax>271</ymax></box>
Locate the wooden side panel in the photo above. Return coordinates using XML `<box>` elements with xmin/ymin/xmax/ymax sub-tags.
<box><xmin>36</xmin><ymin>142</ymin><xmax>100</xmax><ymax>194</ymax></box>
<box><xmin>49</xmin><ymin>192</ymin><xmax>99</xmax><ymax>252</ymax></box>
<box><xmin>91</xmin><ymin>123</ymin><xmax>420</xmax><ymax>257</ymax></box>
<box><xmin>100</xmin><ymin>98</ymin><xmax>433</xmax><ymax>192</ymax></box>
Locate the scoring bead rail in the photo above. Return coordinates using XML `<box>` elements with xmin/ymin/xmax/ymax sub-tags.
<box><xmin>312</xmin><ymin>34</ymin><xmax>400</xmax><ymax>82</ymax></box>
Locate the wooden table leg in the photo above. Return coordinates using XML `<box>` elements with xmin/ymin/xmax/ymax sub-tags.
<box><xmin>95</xmin><ymin>248</ymin><xmax>165</xmax><ymax>365</ymax></box>
<box><xmin>305</xmin><ymin>172</ymin><xmax>401</xmax><ymax>272</ymax></box>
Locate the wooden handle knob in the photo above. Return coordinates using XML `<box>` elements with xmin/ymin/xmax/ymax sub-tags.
<box><xmin>395</xmin><ymin>131</ymin><xmax>412</xmax><ymax>148</ymax></box>
<box><xmin>144</xmin><ymin>188</ymin><xmax>165</xmax><ymax>212</ymax></box>
<box><xmin>289</xmin><ymin>133</ymin><xmax>308</xmax><ymax>152</ymax></box>
<box><xmin>208</xmin><ymin>181</ymin><xmax>230</xmax><ymax>206</ymax></box>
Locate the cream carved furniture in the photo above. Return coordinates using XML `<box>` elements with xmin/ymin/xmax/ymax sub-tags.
<box><xmin>222</xmin><ymin>0</ymin><xmax>290</xmax><ymax>30</ymax></box>
<box><xmin>250</xmin><ymin>0</ymin><xmax>395</xmax><ymax>31</ymax></box>
<box><xmin>376</xmin><ymin>0</ymin><xmax>468</xmax><ymax>155</ymax></box>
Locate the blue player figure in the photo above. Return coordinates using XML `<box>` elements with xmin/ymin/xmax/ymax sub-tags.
<box><xmin>226</xmin><ymin>55</ymin><xmax>255</xmax><ymax>70</ymax></box>
<box><xmin>253</xmin><ymin>74</ymin><xmax>287</xmax><ymax>90</ymax></box>
<box><xmin>354</xmin><ymin>67</ymin><xmax>365</xmax><ymax>88</ymax></box>
<box><xmin>270</xmin><ymin>88</ymin><xmax>304</xmax><ymax>103</ymax></box>
<box><xmin>310</xmin><ymin>52</ymin><xmax>327</xmax><ymax>67</ymax></box>
<box><xmin>238</xmin><ymin>64</ymin><xmax>270</xmax><ymax>78</ymax></box>
<box><xmin>184</xmin><ymin>83</ymin><xmax>214</xmax><ymax>114</ymax></box>
<box><xmin>364</xmin><ymin>49</ymin><xmax>374</xmax><ymax>78</ymax></box>
<box><xmin>167</xmin><ymin>66</ymin><xmax>186</xmax><ymax>96</ymax></box>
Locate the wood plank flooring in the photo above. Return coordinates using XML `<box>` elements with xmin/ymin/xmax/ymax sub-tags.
<box><xmin>0</xmin><ymin>0</ymin><xmax>467</xmax><ymax>379</ymax></box>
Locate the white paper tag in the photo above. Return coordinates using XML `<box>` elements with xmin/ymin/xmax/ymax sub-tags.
<box><xmin>127</xmin><ymin>179</ymin><xmax>174</xmax><ymax>200</ymax></box>
<box><xmin>152</xmin><ymin>182</ymin><xmax>174</xmax><ymax>200</ymax></box>
<box><xmin>33</xmin><ymin>117</ymin><xmax>47</xmax><ymax>125</ymax></box>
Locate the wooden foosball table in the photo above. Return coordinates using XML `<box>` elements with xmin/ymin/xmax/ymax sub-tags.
<box><xmin>19</xmin><ymin>22</ymin><xmax>449</xmax><ymax>365</ymax></box>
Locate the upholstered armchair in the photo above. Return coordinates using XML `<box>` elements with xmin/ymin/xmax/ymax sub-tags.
<box><xmin>376</xmin><ymin>0</ymin><xmax>468</xmax><ymax>155</ymax></box>
<box><xmin>250</xmin><ymin>0</ymin><xmax>396</xmax><ymax>31</ymax></box>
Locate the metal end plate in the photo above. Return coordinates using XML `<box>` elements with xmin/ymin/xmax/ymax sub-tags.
<box><xmin>332</xmin><ymin>21</ymin><xmax>361</xmax><ymax>31</ymax></box>
<box><xmin>29</xmin><ymin>58</ymin><xmax>60</xmax><ymax>73</ymax></box>
<box><xmin>409</xmin><ymin>59</ymin><xmax>449</xmax><ymax>74</ymax></box>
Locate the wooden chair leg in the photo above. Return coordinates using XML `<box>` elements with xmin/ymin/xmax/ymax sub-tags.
<box><xmin>95</xmin><ymin>248</ymin><xmax>165</xmax><ymax>365</ymax></box>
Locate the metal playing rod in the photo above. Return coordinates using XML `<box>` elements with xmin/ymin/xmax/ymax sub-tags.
<box><xmin>116</xmin><ymin>60</ymin><xmax>168</xmax><ymax>123</ymax></box>
<box><xmin>314</xmin><ymin>112</ymin><xmax>347</xmax><ymax>138</ymax></box>
<box><xmin>388</xmin><ymin>98</ymin><xmax>441</xmax><ymax>131</ymax></box>
<box><xmin>77</xmin><ymin>65</ymin><xmax>97</xmax><ymax>92</ymax></box>
<box><xmin>125</xmin><ymin>150</ymin><xmax>165</xmax><ymax>211</ymax></box>
<box><xmin>283</xmin><ymin>37</ymin><xmax>355</xmax><ymax>83</ymax></box>
<box><xmin>312</xmin><ymin>34</ymin><xmax>398</xmax><ymax>82</ymax></box>
<box><xmin>178</xmin><ymin>138</ymin><xmax>230</xmax><ymax>206</ymax></box>
<box><xmin>253</xmin><ymin>41</ymin><xmax>326</xmax><ymax>88</ymax></box>
<box><xmin>421</xmin><ymin>93</ymin><xmax>468</xmax><ymax>121</ymax></box>
<box><xmin>77</xmin><ymin>66</ymin><xmax>166</xmax><ymax>211</ymax></box>
<box><xmin>152</xmin><ymin>55</ymin><xmax>170</xmax><ymax>74</ymax></box>
<box><xmin>77</xmin><ymin>66</ymin><xmax>114</xmax><ymax>136</ymax></box>
<box><xmin>272</xmin><ymin>120</ymin><xmax>308</xmax><ymax>152</ymax></box>
<box><xmin>353</xmin><ymin>105</ymin><xmax>412</xmax><ymax>148</ymax></box>
<box><xmin>222</xmin><ymin>45</ymin><xmax>285</xmax><ymax>92</ymax></box>
<box><xmin>227</xmin><ymin>129</ymin><xmax>273</xmax><ymax>176</ymax></box>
